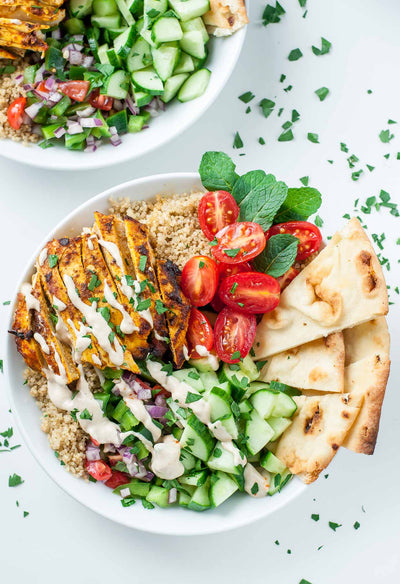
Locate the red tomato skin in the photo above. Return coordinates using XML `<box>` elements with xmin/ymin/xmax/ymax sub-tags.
<box><xmin>85</xmin><ymin>459</ymin><xmax>112</xmax><ymax>481</ymax></box>
<box><xmin>219</xmin><ymin>272</ymin><xmax>280</xmax><ymax>314</ymax></box>
<box><xmin>35</xmin><ymin>80</ymin><xmax>50</xmax><ymax>94</ymax></box>
<box><xmin>276</xmin><ymin>266</ymin><xmax>299</xmax><ymax>290</ymax></box>
<box><xmin>265</xmin><ymin>221</ymin><xmax>322</xmax><ymax>262</ymax></box>
<box><xmin>59</xmin><ymin>80</ymin><xmax>90</xmax><ymax>102</ymax></box>
<box><xmin>104</xmin><ymin>470</ymin><xmax>130</xmax><ymax>489</ymax></box>
<box><xmin>198</xmin><ymin>191</ymin><xmax>239</xmax><ymax>241</ymax></box>
<box><xmin>181</xmin><ymin>256</ymin><xmax>219</xmax><ymax>307</ymax></box>
<box><xmin>210</xmin><ymin>292</ymin><xmax>226</xmax><ymax>313</ymax></box>
<box><xmin>213</xmin><ymin>307</ymin><xmax>257</xmax><ymax>363</ymax></box>
<box><xmin>7</xmin><ymin>97</ymin><xmax>26</xmax><ymax>130</ymax></box>
<box><xmin>89</xmin><ymin>89</ymin><xmax>113</xmax><ymax>111</ymax></box>
<box><xmin>187</xmin><ymin>308</ymin><xmax>214</xmax><ymax>359</ymax></box>
<box><xmin>218</xmin><ymin>261</ymin><xmax>252</xmax><ymax>280</ymax></box>
<box><xmin>211</xmin><ymin>222</ymin><xmax>266</xmax><ymax>265</ymax></box>
<box><xmin>152</xmin><ymin>384</ymin><xmax>171</xmax><ymax>398</ymax></box>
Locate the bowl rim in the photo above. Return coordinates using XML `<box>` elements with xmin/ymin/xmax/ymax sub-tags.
<box><xmin>0</xmin><ymin>26</ymin><xmax>246</xmax><ymax>172</ymax></box>
<box><xmin>5</xmin><ymin>172</ymin><xmax>307</xmax><ymax>535</ymax></box>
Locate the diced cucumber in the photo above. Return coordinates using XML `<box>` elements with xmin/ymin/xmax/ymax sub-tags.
<box><xmin>179</xmin><ymin>469</ymin><xmax>208</xmax><ymax>487</ymax></box>
<box><xmin>128</xmin><ymin>0</ymin><xmax>143</xmax><ymax>15</ymax></box>
<box><xmin>70</xmin><ymin>0</ymin><xmax>93</xmax><ymax>18</ymax></box>
<box><xmin>250</xmin><ymin>389</ymin><xmax>277</xmax><ymax>419</ymax></box>
<box><xmin>208</xmin><ymin>387</ymin><xmax>231</xmax><ymax>420</ymax></box>
<box><xmin>97</xmin><ymin>43</ymin><xmax>111</xmax><ymax>64</ymax></box>
<box><xmin>268</xmin><ymin>469</ymin><xmax>292</xmax><ymax>496</ymax></box>
<box><xmin>245</xmin><ymin>410</ymin><xmax>275</xmax><ymax>456</ymax></box>
<box><xmin>108</xmin><ymin>26</ymin><xmax>128</xmax><ymax>40</ymax></box>
<box><xmin>106</xmin><ymin>47</ymin><xmax>122</xmax><ymax>66</ymax></box>
<box><xmin>168</xmin><ymin>0</ymin><xmax>210</xmax><ymax>21</ymax></box>
<box><xmin>127</xmin><ymin>114</ymin><xmax>147</xmax><ymax>132</ymax></box>
<box><xmin>244</xmin><ymin>381</ymin><xmax>270</xmax><ymax>399</ymax></box>
<box><xmin>127</xmin><ymin>37</ymin><xmax>153</xmax><ymax>71</ymax></box>
<box><xmin>107</xmin><ymin>109</ymin><xmax>128</xmax><ymax>133</ymax></box>
<box><xmin>181</xmin><ymin>17</ymin><xmax>209</xmax><ymax>42</ymax></box>
<box><xmin>271</xmin><ymin>392</ymin><xmax>297</xmax><ymax>418</ymax></box>
<box><xmin>179</xmin><ymin>31</ymin><xmax>205</xmax><ymax>59</ymax></box>
<box><xmin>189</xmin><ymin>355</ymin><xmax>218</xmax><ymax>372</ymax></box>
<box><xmin>172</xmin><ymin>368</ymin><xmax>204</xmax><ymax>393</ymax></box>
<box><xmin>260</xmin><ymin>451</ymin><xmax>287</xmax><ymax>475</ymax></box>
<box><xmin>173</xmin><ymin>52</ymin><xmax>195</xmax><ymax>74</ymax></box>
<box><xmin>40</xmin><ymin>124</ymin><xmax>63</xmax><ymax>141</ymax></box>
<box><xmin>49</xmin><ymin>95</ymin><xmax>71</xmax><ymax>117</ymax></box>
<box><xmin>64</xmin><ymin>17</ymin><xmax>86</xmax><ymax>35</ymax></box>
<box><xmin>23</xmin><ymin>64</ymin><xmax>38</xmax><ymax>85</ymax></box>
<box><xmin>104</xmin><ymin>69</ymin><xmax>129</xmax><ymax>98</ymax></box>
<box><xmin>198</xmin><ymin>370</ymin><xmax>219</xmax><ymax>392</ymax></box>
<box><xmin>180</xmin><ymin>448</ymin><xmax>196</xmax><ymax>471</ymax></box>
<box><xmin>120</xmin><ymin>409</ymin><xmax>140</xmax><ymax>431</ymax></box>
<box><xmin>143</xmin><ymin>0</ymin><xmax>168</xmax><ymax>27</ymax></box>
<box><xmin>146</xmin><ymin>485</ymin><xmax>169</xmax><ymax>507</ymax></box>
<box><xmin>238</xmin><ymin>399</ymin><xmax>252</xmax><ymax>415</ymax></box>
<box><xmin>210</xmin><ymin>471</ymin><xmax>238</xmax><ymax>507</ymax></box>
<box><xmin>221</xmin><ymin>355</ymin><xmax>260</xmax><ymax>399</ymax></box>
<box><xmin>131</xmin><ymin>67</ymin><xmax>164</xmax><ymax>95</ymax></box>
<box><xmin>113</xmin><ymin>479</ymin><xmax>150</xmax><ymax>497</ymax></box>
<box><xmin>207</xmin><ymin>442</ymin><xmax>241</xmax><ymax>474</ymax></box>
<box><xmin>113</xmin><ymin>25</ymin><xmax>136</xmax><ymax>57</ymax></box>
<box><xmin>112</xmin><ymin>399</ymin><xmax>129</xmax><ymax>421</ymax></box>
<box><xmin>133</xmin><ymin>89</ymin><xmax>152</xmax><ymax>106</ymax></box>
<box><xmin>188</xmin><ymin>478</ymin><xmax>211</xmax><ymax>511</ymax></box>
<box><xmin>266</xmin><ymin>417</ymin><xmax>292</xmax><ymax>441</ymax></box>
<box><xmin>151</xmin><ymin>16</ymin><xmax>183</xmax><ymax>44</ymax></box>
<box><xmin>91</xmin><ymin>13</ymin><xmax>121</xmax><ymax>28</ymax></box>
<box><xmin>151</xmin><ymin>43</ymin><xmax>180</xmax><ymax>82</ymax></box>
<box><xmin>180</xmin><ymin>414</ymin><xmax>214</xmax><ymax>461</ymax></box>
<box><xmin>115</xmin><ymin>0</ymin><xmax>135</xmax><ymax>24</ymax></box>
<box><xmin>140</xmin><ymin>27</ymin><xmax>157</xmax><ymax>48</ymax></box>
<box><xmin>93</xmin><ymin>0</ymin><xmax>118</xmax><ymax>16</ymax></box>
<box><xmin>178</xmin><ymin>490</ymin><xmax>192</xmax><ymax>507</ymax></box>
<box><xmin>240</xmin><ymin>354</ymin><xmax>260</xmax><ymax>382</ymax></box>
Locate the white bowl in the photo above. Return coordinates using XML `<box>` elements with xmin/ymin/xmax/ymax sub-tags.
<box><xmin>0</xmin><ymin>28</ymin><xmax>246</xmax><ymax>171</ymax></box>
<box><xmin>5</xmin><ymin>173</ymin><xmax>306</xmax><ymax>535</ymax></box>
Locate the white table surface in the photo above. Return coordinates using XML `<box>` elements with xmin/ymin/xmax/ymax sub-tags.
<box><xmin>1</xmin><ymin>0</ymin><xmax>400</xmax><ymax>581</ymax></box>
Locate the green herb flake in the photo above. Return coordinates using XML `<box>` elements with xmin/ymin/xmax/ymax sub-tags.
<box><xmin>292</xmin><ymin>109</ymin><xmax>300</xmax><ymax>123</ymax></box>
<box><xmin>213</xmin><ymin>447</ymin><xmax>222</xmax><ymax>458</ymax></box>
<box><xmin>259</xmin><ymin>98</ymin><xmax>275</xmax><ymax>118</ymax></box>
<box><xmin>139</xmin><ymin>254</ymin><xmax>147</xmax><ymax>272</ymax></box>
<box><xmin>280</xmin><ymin>74</ymin><xmax>286</xmax><ymax>82</ymax></box>
<box><xmin>288</xmin><ymin>48</ymin><xmax>303</xmax><ymax>61</ymax></box>
<box><xmin>79</xmin><ymin>408</ymin><xmax>93</xmax><ymax>420</ymax></box>
<box><xmin>3</xmin><ymin>300</ymin><xmax>10</xmax><ymax>305</ymax></box>
<box><xmin>121</xmin><ymin>496</ymin><xmax>136</xmax><ymax>507</ymax></box>
<box><xmin>70</xmin><ymin>408</ymin><xmax>79</xmax><ymax>421</ymax></box>
<box><xmin>230</xmin><ymin>282</ymin><xmax>238</xmax><ymax>294</ymax></box>
<box><xmin>311</xmin><ymin>513</ymin><xmax>320</xmax><ymax>521</ymax></box>
<box><xmin>315</xmin><ymin>86</ymin><xmax>329</xmax><ymax>101</ymax></box>
<box><xmin>278</xmin><ymin>129</ymin><xmax>294</xmax><ymax>142</ymax></box>
<box><xmin>353</xmin><ymin>521</ymin><xmax>360</xmax><ymax>530</ymax></box>
<box><xmin>300</xmin><ymin>176</ymin><xmax>309</xmax><ymax>186</ymax></box>
<box><xmin>48</xmin><ymin>254</ymin><xmax>58</xmax><ymax>268</ymax></box>
<box><xmin>233</xmin><ymin>132</ymin><xmax>244</xmax><ymax>149</ymax></box>
<box><xmin>142</xmin><ymin>499</ymin><xmax>155</xmax><ymax>510</ymax></box>
<box><xmin>231</xmin><ymin>350</ymin><xmax>241</xmax><ymax>360</ymax></box>
<box><xmin>258</xmin><ymin>137</ymin><xmax>266</xmax><ymax>145</ymax></box>
<box><xmin>224</xmin><ymin>247</ymin><xmax>241</xmax><ymax>258</ymax></box>
<box><xmin>239</xmin><ymin>91</ymin><xmax>255</xmax><ymax>103</ymax></box>
<box><xmin>307</xmin><ymin>132</ymin><xmax>319</xmax><ymax>144</ymax></box>
<box><xmin>8</xmin><ymin>473</ymin><xmax>24</xmax><ymax>487</ymax></box>
<box><xmin>188</xmin><ymin>370</ymin><xmax>200</xmax><ymax>380</ymax></box>
<box><xmin>299</xmin><ymin>580</ymin><xmax>312</xmax><ymax>584</ymax></box>
<box><xmin>312</xmin><ymin>37</ymin><xmax>332</xmax><ymax>56</ymax></box>
<box><xmin>314</xmin><ymin>215</ymin><xmax>324</xmax><ymax>227</ymax></box>
<box><xmin>155</xmin><ymin>299</ymin><xmax>168</xmax><ymax>314</ymax></box>
<box><xmin>23</xmin><ymin>511</ymin><xmax>29</xmax><ymax>518</ymax></box>
<box><xmin>329</xmin><ymin>521</ymin><xmax>342</xmax><ymax>532</ymax></box>
<box><xmin>185</xmin><ymin>392</ymin><xmax>202</xmax><ymax>404</ymax></box>
<box><xmin>88</xmin><ymin>274</ymin><xmax>101</xmax><ymax>291</ymax></box>
<box><xmin>136</xmin><ymin>298</ymin><xmax>151</xmax><ymax>312</ymax></box>
<box><xmin>262</xmin><ymin>1</ymin><xmax>285</xmax><ymax>26</ymax></box>
<box><xmin>251</xmin><ymin>482</ymin><xmax>259</xmax><ymax>495</ymax></box>
<box><xmin>161</xmin><ymin>362</ymin><xmax>173</xmax><ymax>376</ymax></box>
<box><xmin>379</xmin><ymin>129</ymin><xmax>394</xmax><ymax>143</ymax></box>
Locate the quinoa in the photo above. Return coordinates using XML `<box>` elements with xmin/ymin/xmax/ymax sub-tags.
<box><xmin>110</xmin><ymin>191</ymin><xmax>211</xmax><ymax>269</ymax></box>
<box><xmin>0</xmin><ymin>59</ymin><xmax>39</xmax><ymax>144</ymax></box>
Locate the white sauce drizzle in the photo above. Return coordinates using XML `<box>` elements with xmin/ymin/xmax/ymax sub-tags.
<box><xmin>92</xmin><ymin>355</ymin><xmax>102</xmax><ymax>367</ymax></box>
<box><xmin>103</xmin><ymin>281</ymin><xmax>138</xmax><ymax>334</ymax></box>
<box><xmin>52</xmin><ymin>296</ymin><xmax>66</xmax><ymax>311</ymax></box>
<box><xmin>63</xmin><ymin>274</ymin><xmax>124</xmax><ymax>366</ymax></box>
<box><xmin>151</xmin><ymin>435</ymin><xmax>184</xmax><ymax>480</ymax></box>
<box><xmin>21</xmin><ymin>283</ymin><xmax>41</xmax><ymax>312</ymax></box>
<box><xmin>115</xmin><ymin>379</ymin><xmax>161</xmax><ymax>442</ymax></box>
<box><xmin>38</xmin><ymin>248</ymin><xmax>48</xmax><ymax>266</ymax></box>
<box><xmin>133</xmin><ymin>280</ymin><xmax>153</xmax><ymax>327</ymax></box>
<box><xmin>244</xmin><ymin>463</ymin><xmax>270</xmax><ymax>498</ymax></box>
<box><xmin>147</xmin><ymin>360</ymin><xmax>246</xmax><ymax>467</ymax></box>
<box><xmin>193</xmin><ymin>346</ymin><xmax>219</xmax><ymax>371</ymax></box>
<box><xmin>34</xmin><ymin>332</ymin><xmax>50</xmax><ymax>354</ymax></box>
<box><xmin>55</xmin><ymin>317</ymin><xmax>71</xmax><ymax>346</ymax></box>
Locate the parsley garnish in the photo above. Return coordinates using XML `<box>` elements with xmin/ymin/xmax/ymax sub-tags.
<box><xmin>161</xmin><ymin>362</ymin><xmax>173</xmax><ymax>376</ymax></box>
<box><xmin>9</xmin><ymin>473</ymin><xmax>24</xmax><ymax>487</ymax></box>
<box><xmin>379</xmin><ymin>129</ymin><xmax>394</xmax><ymax>143</ymax></box>
<box><xmin>315</xmin><ymin>86</ymin><xmax>329</xmax><ymax>101</ymax></box>
<box><xmin>155</xmin><ymin>299</ymin><xmax>168</xmax><ymax>314</ymax></box>
<box><xmin>278</xmin><ymin>129</ymin><xmax>294</xmax><ymax>142</ymax></box>
<box><xmin>139</xmin><ymin>255</ymin><xmax>147</xmax><ymax>272</ymax></box>
<box><xmin>48</xmin><ymin>254</ymin><xmax>58</xmax><ymax>268</ymax></box>
<box><xmin>231</xmin><ymin>350</ymin><xmax>241</xmax><ymax>360</ymax></box>
<box><xmin>353</xmin><ymin>521</ymin><xmax>360</xmax><ymax>530</ymax></box>
<box><xmin>79</xmin><ymin>409</ymin><xmax>93</xmax><ymax>421</ymax></box>
<box><xmin>233</xmin><ymin>132</ymin><xmax>244</xmax><ymax>149</ymax></box>
<box><xmin>251</xmin><ymin>482</ymin><xmax>259</xmax><ymax>495</ymax></box>
<box><xmin>224</xmin><ymin>248</ymin><xmax>241</xmax><ymax>258</ymax></box>
<box><xmin>329</xmin><ymin>521</ymin><xmax>342</xmax><ymax>531</ymax></box>
<box><xmin>312</xmin><ymin>37</ymin><xmax>332</xmax><ymax>56</ymax></box>
<box><xmin>230</xmin><ymin>282</ymin><xmax>238</xmax><ymax>294</ymax></box>
<box><xmin>288</xmin><ymin>48</ymin><xmax>303</xmax><ymax>61</ymax></box>
<box><xmin>259</xmin><ymin>98</ymin><xmax>275</xmax><ymax>118</ymax></box>
<box><xmin>185</xmin><ymin>392</ymin><xmax>202</xmax><ymax>404</ymax></box>
<box><xmin>262</xmin><ymin>1</ymin><xmax>285</xmax><ymax>26</ymax></box>
<box><xmin>239</xmin><ymin>91</ymin><xmax>255</xmax><ymax>103</ymax></box>
<box><xmin>311</xmin><ymin>513</ymin><xmax>320</xmax><ymax>521</ymax></box>
<box><xmin>307</xmin><ymin>132</ymin><xmax>319</xmax><ymax>143</ymax></box>
<box><xmin>88</xmin><ymin>274</ymin><xmax>101</xmax><ymax>291</ymax></box>
<box><xmin>136</xmin><ymin>298</ymin><xmax>151</xmax><ymax>312</ymax></box>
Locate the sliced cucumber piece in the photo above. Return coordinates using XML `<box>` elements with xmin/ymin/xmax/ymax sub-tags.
<box><xmin>107</xmin><ymin>109</ymin><xmax>128</xmax><ymax>133</ymax></box>
<box><xmin>189</xmin><ymin>354</ymin><xmax>218</xmax><ymax>372</ymax></box>
<box><xmin>250</xmin><ymin>389</ymin><xmax>278</xmax><ymax>419</ymax></box>
<box><xmin>113</xmin><ymin>24</ymin><xmax>136</xmax><ymax>57</ymax></box>
<box><xmin>180</xmin><ymin>448</ymin><xmax>196</xmax><ymax>471</ymax></box>
<box><xmin>168</xmin><ymin>0</ymin><xmax>210</xmax><ymax>21</ymax></box>
<box><xmin>208</xmin><ymin>387</ymin><xmax>232</xmax><ymax>421</ymax></box>
<box><xmin>172</xmin><ymin>368</ymin><xmax>204</xmax><ymax>393</ymax></box>
<box><xmin>271</xmin><ymin>392</ymin><xmax>297</xmax><ymax>418</ymax></box>
<box><xmin>70</xmin><ymin>0</ymin><xmax>93</xmax><ymax>18</ymax></box>
<box><xmin>104</xmin><ymin>69</ymin><xmax>129</xmax><ymax>98</ymax></box>
<box><xmin>127</xmin><ymin>37</ymin><xmax>153</xmax><ymax>71</ymax></box>
<box><xmin>245</xmin><ymin>410</ymin><xmax>275</xmax><ymax>456</ymax></box>
<box><xmin>178</xmin><ymin>488</ymin><xmax>194</xmax><ymax>507</ymax></box>
<box><xmin>210</xmin><ymin>471</ymin><xmax>238</xmax><ymax>507</ymax></box>
<box><xmin>179</xmin><ymin>469</ymin><xmax>208</xmax><ymax>487</ymax></box>
<box><xmin>143</xmin><ymin>0</ymin><xmax>167</xmax><ymax>26</ymax></box>
<box><xmin>133</xmin><ymin>89</ymin><xmax>152</xmax><ymax>106</ymax></box>
<box><xmin>260</xmin><ymin>451</ymin><xmax>287</xmax><ymax>475</ymax></box>
<box><xmin>267</xmin><ymin>416</ymin><xmax>292</xmax><ymax>441</ymax></box>
<box><xmin>93</xmin><ymin>0</ymin><xmax>118</xmax><ymax>16</ymax></box>
<box><xmin>97</xmin><ymin>43</ymin><xmax>110</xmax><ymax>64</ymax></box>
<box><xmin>91</xmin><ymin>13</ymin><xmax>121</xmax><ymax>28</ymax></box>
<box><xmin>188</xmin><ymin>478</ymin><xmax>211</xmax><ymax>511</ymax></box>
<box><xmin>181</xmin><ymin>16</ymin><xmax>209</xmax><ymax>42</ymax></box>
<box><xmin>140</xmin><ymin>27</ymin><xmax>157</xmax><ymax>48</ymax></box>
<box><xmin>268</xmin><ymin>469</ymin><xmax>292</xmax><ymax>496</ymax></box>
<box><xmin>115</xmin><ymin>0</ymin><xmax>135</xmax><ymax>24</ymax></box>
<box><xmin>128</xmin><ymin>0</ymin><xmax>143</xmax><ymax>15</ymax></box>
<box><xmin>151</xmin><ymin>43</ymin><xmax>180</xmax><ymax>82</ymax></box>
<box><xmin>177</xmin><ymin>68</ymin><xmax>210</xmax><ymax>102</ymax></box>
<box><xmin>173</xmin><ymin>51</ymin><xmax>195</xmax><ymax>74</ymax></box>
<box><xmin>146</xmin><ymin>485</ymin><xmax>169</xmax><ymax>507</ymax></box>
<box><xmin>238</xmin><ymin>399</ymin><xmax>252</xmax><ymax>415</ymax></box>
<box><xmin>152</xmin><ymin>16</ymin><xmax>183</xmax><ymax>44</ymax></box>
<box><xmin>207</xmin><ymin>442</ymin><xmax>241</xmax><ymax>474</ymax></box>
<box><xmin>198</xmin><ymin>369</ymin><xmax>219</xmax><ymax>392</ymax></box>
<box><xmin>106</xmin><ymin>47</ymin><xmax>122</xmax><ymax>66</ymax></box>
<box><xmin>179</xmin><ymin>30</ymin><xmax>205</xmax><ymax>59</ymax></box>
<box><xmin>131</xmin><ymin>67</ymin><xmax>164</xmax><ymax>95</ymax></box>
<box><xmin>180</xmin><ymin>414</ymin><xmax>214</xmax><ymax>461</ymax></box>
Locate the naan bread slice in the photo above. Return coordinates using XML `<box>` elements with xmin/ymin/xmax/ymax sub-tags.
<box><xmin>254</xmin><ymin>218</ymin><xmax>388</xmax><ymax>359</ymax></box>
<box><xmin>343</xmin><ymin>316</ymin><xmax>389</xmax><ymax>366</ymax></box>
<box><xmin>275</xmin><ymin>392</ymin><xmax>363</xmax><ymax>483</ymax></box>
<box><xmin>259</xmin><ymin>332</ymin><xmax>345</xmax><ymax>393</ymax></box>
<box><xmin>203</xmin><ymin>0</ymin><xmax>248</xmax><ymax>36</ymax></box>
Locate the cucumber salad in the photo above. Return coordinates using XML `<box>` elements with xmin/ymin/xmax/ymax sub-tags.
<box><xmin>7</xmin><ymin>0</ymin><xmax>238</xmax><ymax>151</ymax></box>
<box><xmin>86</xmin><ymin>355</ymin><xmax>298</xmax><ymax>511</ymax></box>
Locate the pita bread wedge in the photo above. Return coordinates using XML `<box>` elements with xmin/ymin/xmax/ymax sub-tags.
<box><xmin>203</xmin><ymin>0</ymin><xmax>248</xmax><ymax>36</ymax></box>
<box><xmin>254</xmin><ymin>218</ymin><xmax>388</xmax><ymax>359</ymax></box>
<box><xmin>343</xmin><ymin>316</ymin><xmax>390</xmax><ymax>366</ymax></box>
<box><xmin>259</xmin><ymin>332</ymin><xmax>345</xmax><ymax>393</ymax></box>
<box><xmin>275</xmin><ymin>392</ymin><xmax>363</xmax><ymax>483</ymax></box>
<box><xmin>0</xmin><ymin>46</ymin><xmax>16</xmax><ymax>58</ymax></box>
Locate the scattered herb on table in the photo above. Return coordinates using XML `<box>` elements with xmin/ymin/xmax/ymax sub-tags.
<box><xmin>312</xmin><ymin>37</ymin><xmax>332</xmax><ymax>56</ymax></box>
<box><xmin>262</xmin><ymin>1</ymin><xmax>285</xmax><ymax>26</ymax></box>
<box><xmin>9</xmin><ymin>473</ymin><xmax>24</xmax><ymax>487</ymax></box>
<box><xmin>288</xmin><ymin>48</ymin><xmax>303</xmax><ymax>61</ymax></box>
<box><xmin>315</xmin><ymin>86</ymin><xmax>329</xmax><ymax>101</ymax></box>
<box><xmin>307</xmin><ymin>132</ymin><xmax>319</xmax><ymax>143</ymax></box>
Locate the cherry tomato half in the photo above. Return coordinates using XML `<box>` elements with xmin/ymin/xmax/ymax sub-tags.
<box><xmin>276</xmin><ymin>266</ymin><xmax>299</xmax><ymax>291</ymax></box>
<box><xmin>198</xmin><ymin>191</ymin><xmax>239</xmax><ymax>241</ymax></box>
<box><xmin>152</xmin><ymin>384</ymin><xmax>171</xmax><ymax>398</ymax></box>
<box><xmin>218</xmin><ymin>261</ymin><xmax>253</xmax><ymax>281</ymax></box>
<box><xmin>211</xmin><ymin>222</ymin><xmax>266</xmax><ymax>265</ymax></box>
<box><xmin>59</xmin><ymin>80</ymin><xmax>90</xmax><ymax>102</ymax></box>
<box><xmin>85</xmin><ymin>459</ymin><xmax>112</xmax><ymax>481</ymax></box>
<box><xmin>104</xmin><ymin>470</ymin><xmax>130</xmax><ymax>489</ymax></box>
<box><xmin>219</xmin><ymin>272</ymin><xmax>280</xmax><ymax>314</ymax></box>
<box><xmin>181</xmin><ymin>255</ymin><xmax>218</xmax><ymax>307</ymax></box>
<box><xmin>265</xmin><ymin>221</ymin><xmax>322</xmax><ymax>262</ymax></box>
<box><xmin>7</xmin><ymin>97</ymin><xmax>26</xmax><ymax>130</ymax></box>
<box><xmin>89</xmin><ymin>88</ymin><xmax>114</xmax><ymax>111</ymax></box>
<box><xmin>186</xmin><ymin>308</ymin><xmax>214</xmax><ymax>359</ymax></box>
<box><xmin>213</xmin><ymin>307</ymin><xmax>257</xmax><ymax>363</ymax></box>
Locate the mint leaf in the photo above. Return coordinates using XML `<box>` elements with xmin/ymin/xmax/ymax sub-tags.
<box><xmin>199</xmin><ymin>151</ymin><xmax>238</xmax><ymax>192</ymax></box>
<box><xmin>232</xmin><ymin>171</ymin><xmax>288</xmax><ymax>231</ymax></box>
<box><xmin>252</xmin><ymin>234</ymin><xmax>298</xmax><ymax>277</ymax></box>
<box><xmin>273</xmin><ymin>187</ymin><xmax>322</xmax><ymax>223</ymax></box>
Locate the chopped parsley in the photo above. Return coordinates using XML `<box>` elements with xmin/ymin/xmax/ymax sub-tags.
<box><xmin>307</xmin><ymin>132</ymin><xmax>319</xmax><ymax>143</ymax></box>
<box><xmin>311</xmin><ymin>513</ymin><xmax>320</xmax><ymax>521</ymax></box>
<box><xmin>155</xmin><ymin>299</ymin><xmax>168</xmax><ymax>314</ymax></box>
<box><xmin>79</xmin><ymin>409</ymin><xmax>93</xmax><ymax>420</ymax></box>
<box><xmin>161</xmin><ymin>362</ymin><xmax>173</xmax><ymax>376</ymax></box>
<box><xmin>259</xmin><ymin>98</ymin><xmax>275</xmax><ymax>118</ymax></box>
<box><xmin>230</xmin><ymin>282</ymin><xmax>238</xmax><ymax>294</ymax></box>
<box><xmin>262</xmin><ymin>1</ymin><xmax>285</xmax><ymax>26</ymax></box>
<box><xmin>258</xmin><ymin>137</ymin><xmax>266</xmax><ymax>145</ymax></box>
<box><xmin>224</xmin><ymin>248</ymin><xmax>241</xmax><ymax>258</ymax></box>
<box><xmin>185</xmin><ymin>392</ymin><xmax>202</xmax><ymax>404</ymax></box>
<box><xmin>48</xmin><ymin>254</ymin><xmax>58</xmax><ymax>268</ymax></box>
<box><xmin>8</xmin><ymin>473</ymin><xmax>24</xmax><ymax>487</ymax></box>
<box><xmin>312</xmin><ymin>37</ymin><xmax>332</xmax><ymax>56</ymax></box>
<box><xmin>288</xmin><ymin>48</ymin><xmax>303</xmax><ymax>61</ymax></box>
<box><xmin>239</xmin><ymin>91</ymin><xmax>255</xmax><ymax>103</ymax></box>
<box><xmin>233</xmin><ymin>132</ymin><xmax>244</xmax><ymax>149</ymax></box>
<box><xmin>139</xmin><ymin>254</ymin><xmax>147</xmax><ymax>272</ymax></box>
<box><xmin>329</xmin><ymin>521</ymin><xmax>342</xmax><ymax>531</ymax></box>
<box><xmin>251</xmin><ymin>482</ymin><xmax>259</xmax><ymax>495</ymax></box>
<box><xmin>231</xmin><ymin>350</ymin><xmax>241</xmax><ymax>360</ymax></box>
<box><xmin>300</xmin><ymin>176</ymin><xmax>309</xmax><ymax>186</ymax></box>
<box><xmin>136</xmin><ymin>298</ymin><xmax>151</xmax><ymax>312</ymax></box>
<box><xmin>315</xmin><ymin>86</ymin><xmax>329</xmax><ymax>101</ymax></box>
<box><xmin>88</xmin><ymin>273</ymin><xmax>101</xmax><ymax>291</ymax></box>
<box><xmin>379</xmin><ymin>129</ymin><xmax>394</xmax><ymax>143</ymax></box>
<box><xmin>278</xmin><ymin>129</ymin><xmax>294</xmax><ymax>142</ymax></box>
